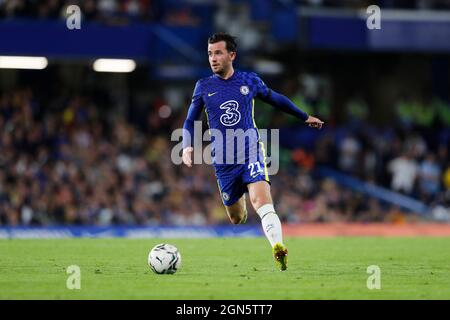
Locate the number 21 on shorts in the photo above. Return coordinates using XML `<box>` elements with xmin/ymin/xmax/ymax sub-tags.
<box><xmin>248</xmin><ymin>161</ymin><xmax>263</xmax><ymax>178</ymax></box>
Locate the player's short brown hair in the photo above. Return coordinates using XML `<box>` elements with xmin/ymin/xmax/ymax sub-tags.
<box><xmin>208</xmin><ymin>33</ymin><xmax>237</xmax><ymax>53</ymax></box>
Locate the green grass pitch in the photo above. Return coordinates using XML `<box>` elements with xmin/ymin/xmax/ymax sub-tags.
<box><xmin>1</xmin><ymin>237</ymin><xmax>450</xmax><ymax>299</ymax></box>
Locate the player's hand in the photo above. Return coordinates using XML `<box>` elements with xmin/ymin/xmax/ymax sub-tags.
<box><xmin>182</xmin><ymin>147</ymin><xmax>194</xmax><ymax>167</ymax></box>
<box><xmin>305</xmin><ymin>116</ymin><xmax>324</xmax><ymax>129</ymax></box>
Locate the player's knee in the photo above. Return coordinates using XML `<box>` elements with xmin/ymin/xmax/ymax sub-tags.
<box><xmin>250</xmin><ymin>194</ymin><xmax>264</xmax><ymax>209</ymax></box>
<box><xmin>230</xmin><ymin>215</ymin><xmax>242</xmax><ymax>224</ymax></box>
<box><xmin>229</xmin><ymin>211</ymin><xmax>246</xmax><ymax>224</ymax></box>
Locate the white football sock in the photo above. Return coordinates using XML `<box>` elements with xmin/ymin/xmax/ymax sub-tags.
<box><xmin>256</xmin><ymin>204</ymin><xmax>283</xmax><ymax>247</ymax></box>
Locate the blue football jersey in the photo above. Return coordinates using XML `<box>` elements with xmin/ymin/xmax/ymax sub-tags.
<box><xmin>188</xmin><ymin>70</ymin><xmax>270</xmax><ymax>166</ymax></box>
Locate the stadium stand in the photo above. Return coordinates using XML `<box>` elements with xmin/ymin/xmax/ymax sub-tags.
<box><xmin>0</xmin><ymin>0</ymin><xmax>449</xmax><ymax>227</ymax></box>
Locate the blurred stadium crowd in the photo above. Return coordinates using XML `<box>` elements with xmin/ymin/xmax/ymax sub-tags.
<box><xmin>1</xmin><ymin>0</ymin><xmax>450</xmax><ymax>25</ymax></box>
<box><xmin>0</xmin><ymin>85</ymin><xmax>449</xmax><ymax>226</ymax></box>
<box><xmin>0</xmin><ymin>0</ymin><xmax>198</xmax><ymax>24</ymax></box>
<box><xmin>0</xmin><ymin>0</ymin><xmax>449</xmax><ymax>226</ymax></box>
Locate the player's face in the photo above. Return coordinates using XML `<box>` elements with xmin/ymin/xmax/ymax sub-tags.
<box><xmin>208</xmin><ymin>41</ymin><xmax>235</xmax><ymax>76</ymax></box>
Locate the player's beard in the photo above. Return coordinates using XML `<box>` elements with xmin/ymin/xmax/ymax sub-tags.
<box><xmin>212</xmin><ymin>63</ymin><xmax>229</xmax><ymax>77</ymax></box>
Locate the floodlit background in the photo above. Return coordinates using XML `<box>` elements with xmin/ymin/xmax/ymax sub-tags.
<box><xmin>0</xmin><ymin>0</ymin><xmax>449</xmax><ymax>232</ymax></box>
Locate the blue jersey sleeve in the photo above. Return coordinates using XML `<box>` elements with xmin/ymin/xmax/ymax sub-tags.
<box><xmin>253</xmin><ymin>73</ymin><xmax>309</xmax><ymax>122</ymax></box>
<box><xmin>252</xmin><ymin>72</ymin><xmax>271</xmax><ymax>99</ymax></box>
<box><xmin>183</xmin><ymin>80</ymin><xmax>204</xmax><ymax>149</ymax></box>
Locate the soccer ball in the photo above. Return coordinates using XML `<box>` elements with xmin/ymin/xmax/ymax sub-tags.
<box><xmin>148</xmin><ymin>243</ymin><xmax>182</xmax><ymax>274</ymax></box>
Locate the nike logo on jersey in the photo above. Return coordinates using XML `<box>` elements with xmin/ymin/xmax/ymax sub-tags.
<box><xmin>208</xmin><ymin>92</ymin><xmax>218</xmax><ymax>97</ymax></box>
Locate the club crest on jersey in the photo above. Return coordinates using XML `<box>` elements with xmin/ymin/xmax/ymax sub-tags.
<box><xmin>240</xmin><ymin>85</ymin><xmax>249</xmax><ymax>95</ymax></box>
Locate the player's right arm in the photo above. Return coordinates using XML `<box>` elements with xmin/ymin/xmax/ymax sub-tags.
<box><xmin>182</xmin><ymin>80</ymin><xmax>204</xmax><ymax>167</ymax></box>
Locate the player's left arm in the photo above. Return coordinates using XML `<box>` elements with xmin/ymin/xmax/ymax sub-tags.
<box><xmin>254</xmin><ymin>74</ymin><xmax>324</xmax><ymax>129</ymax></box>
